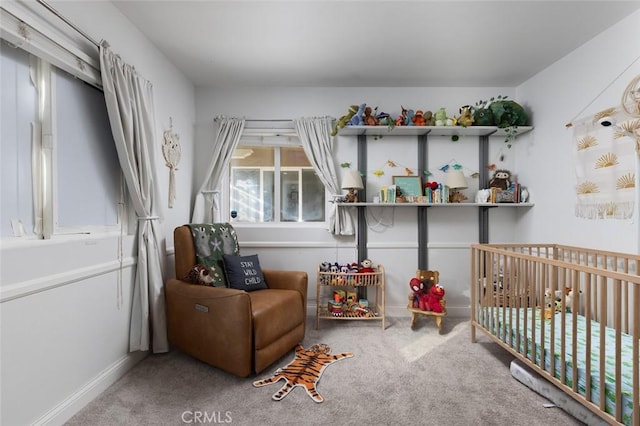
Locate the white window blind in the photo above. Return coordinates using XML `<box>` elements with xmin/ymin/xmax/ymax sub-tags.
<box><xmin>0</xmin><ymin>2</ymin><xmax>100</xmax><ymax>88</ymax></box>
<box><xmin>54</xmin><ymin>67</ymin><xmax>120</xmax><ymax>231</ymax></box>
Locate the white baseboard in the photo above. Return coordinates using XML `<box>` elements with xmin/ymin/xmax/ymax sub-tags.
<box><xmin>33</xmin><ymin>350</ymin><xmax>148</xmax><ymax>426</ymax></box>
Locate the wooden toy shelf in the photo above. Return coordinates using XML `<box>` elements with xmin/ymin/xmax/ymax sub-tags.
<box><xmin>316</xmin><ymin>264</ymin><xmax>385</xmax><ymax>330</ymax></box>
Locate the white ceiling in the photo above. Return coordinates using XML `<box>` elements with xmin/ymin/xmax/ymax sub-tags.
<box><xmin>112</xmin><ymin>1</ymin><xmax>640</xmax><ymax>88</ymax></box>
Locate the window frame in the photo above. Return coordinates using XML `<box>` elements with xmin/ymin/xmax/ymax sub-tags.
<box><xmin>1</xmin><ymin>45</ymin><xmax>125</xmax><ymax>241</ymax></box>
<box><xmin>223</xmin><ymin>139</ymin><xmax>329</xmax><ymax>227</ymax></box>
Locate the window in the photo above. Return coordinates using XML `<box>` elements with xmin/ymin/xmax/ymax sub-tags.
<box><xmin>0</xmin><ymin>42</ymin><xmax>122</xmax><ymax>238</ymax></box>
<box><xmin>54</xmin><ymin>64</ymin><xmax>120</xmax><ymax>231</ymax></box>
<box><xmin>229</xmin><ymin>144</ymin><xmax>326</xmax><ymax>223</ymax></box>
<box><xmin>1</xmin><ymin>44</ymin><xmax>36</xmax><ymax>237</ymax></box>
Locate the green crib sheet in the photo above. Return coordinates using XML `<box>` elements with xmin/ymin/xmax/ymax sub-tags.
<box><xmin>479</xmin><ymin>307</ymin><xmax>635</xmax><ymax>425</ymax></box>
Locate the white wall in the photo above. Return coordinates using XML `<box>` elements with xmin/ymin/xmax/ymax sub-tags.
<box><xmin>515</xmin><ymin>9</ymin><xmax>640</xmax><ymax>253</ymax></box>
<box><xmin>0</xmin><ymin>1</ymin><xmax>195</xmax><ymax>425</ymax></box>
<box><xmin>196</xmin><ymin>87</ymin><xmax>524</xmax><ymax>318</ymax></box>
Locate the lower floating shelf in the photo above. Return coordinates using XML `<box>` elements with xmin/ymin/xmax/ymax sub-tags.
<box><xmin>317</xmin><ymin>306</ymin><xmax>384</xmax><ymax>321</ymax></box>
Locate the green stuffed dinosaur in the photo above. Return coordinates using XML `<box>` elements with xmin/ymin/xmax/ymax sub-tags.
<box><xmin>332</xmin><ymin>105</ymin><xmax>359</xmax><ymax>136</ymax></box>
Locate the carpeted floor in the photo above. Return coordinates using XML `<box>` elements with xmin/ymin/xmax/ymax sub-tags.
<box><xmin>66</xmin><ymin>317</ymin><xmax>583</xmax><ymax>425</ymax></box>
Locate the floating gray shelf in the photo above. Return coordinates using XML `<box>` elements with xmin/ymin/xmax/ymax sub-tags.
<box><xmin>337</xmin><ymin>124</ymin><xmax>534</xmax><ymax>269</ymax></box>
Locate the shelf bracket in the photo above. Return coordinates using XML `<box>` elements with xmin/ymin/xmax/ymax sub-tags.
<box><xmin>478</xmin><ymin>134</ymin><xmax>489</xmax><ymax>244</ymax></box>
<box><xmin>357</xmin><ymin>134</ymin><xmax>368</xmax><ymax>300</ymax></box>
<box><xmin>418</xmin><ymin>133</ymin><xmax>428</xmax><ymax>269</ymax></box>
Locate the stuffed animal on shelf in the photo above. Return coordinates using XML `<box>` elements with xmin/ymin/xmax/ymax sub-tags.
<box><xmin>395</xmin><ymin>105</ymin><xmax>410</xmax><ymax>126</ymax></box>
<box><xmin>488</xmin><ymin>169</ymin><xmax>512</xmax><ymax>190</ymax></box>
<box><xmin>319</xmin><ymin>261</ymin><xmax>331</xmax><ymax>284</ymax></box>
<box><xmin>359</xmin><ymin>259</ymin><xmax>375</xmax><ymax>273</ymax></box>
<box><xmin>490</xmin><ymin>99</ymin><xmax>528</xmax><ymax>128</ymax></box>
<box><xmin>332</xmin><ymin>104</ymin><xmax>359</xmax><ymax>136</ymax></box>
<box><xmin>329</xmin><ymin>263</ymin><xmax>340</xmax><ymax>285</ymax></box>
<box><xmin>457</xmin><ymin>105</ymin><xmax>475</xmax><ymax>127</ymax></box>
<box><xmin>404</xmin><ymin>109</ymin><xmax>416</xmax><ymax>126</ymax></box>
<box><xmin>376</xmin><ymin>111</ymin><xmax>395</xmax><ymax>129</ymax></box>
<box><xmin>348</xmin><ymin>103</ymin><xmax>366</xmax><ymax>126</ymax></box>
<box><xmin>412</xmin><ymin>110</ymin><xmax>427</xmax><ymax>126</ymax></box>
<box><xmin>344</xmin><ymin>189</ymin><xmax>358</xmax><ymax>203</ymax></box>
<box><xmin>434</xmin><ymin>108</ymin><xmax>448</xmax><ymax>126</ymax></box>
<box><xmin>424</xmin><ymin>110</ymin><xmax>435</xmax><ymax>126</ymax></box>
<box><xmin>426</xmin><ymin>284</ymin><xmax>445</xmax><ymax>313</ymax></box>
<box><xmin>363</xmin><ymin>106</ymin><xmax>379</xmax><ymax>126</ymax></box>
<box><xmin>475</xmin><ymin>188</ymin><xmax>492</xmax><ymax>203</ymax></box>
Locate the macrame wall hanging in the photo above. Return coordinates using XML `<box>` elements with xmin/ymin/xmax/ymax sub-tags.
<box><xmin>566</xmin><ymin>63</ymin><xmax>640</xmax><ymax>220</ymax></box>
<box><xmin>572</xmin><ymin>108</ymin><xmax>636</xmax><ymax>219</ymax></box>
<box><xmin>162</xmin><ymin>117</ymin><xmax>181</xmax><ymax>208</ymax></box>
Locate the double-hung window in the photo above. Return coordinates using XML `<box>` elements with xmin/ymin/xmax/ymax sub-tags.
<box><xmin>229</xmin><ymin>139</ymin><xmax>326</xmax><ymax>223</ymax></box>
<box><xmin>1</xmin><ymin>38</ymin><xmax>121</xmax><ymax>239</ymax></box>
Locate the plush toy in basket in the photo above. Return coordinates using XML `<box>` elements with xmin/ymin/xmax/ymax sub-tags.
<box><xmin>359</xmin><ymin>259</ymin><xmax>375</xmax><ymax>273</ymax></box>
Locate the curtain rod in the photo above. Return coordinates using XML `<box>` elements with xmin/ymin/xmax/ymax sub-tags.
<box><xmin>214</xmin><ymin>117</ymin><xmax>293</xmax><ymax>123</ymax></box>
<box><xmin>246</xmin><ymin>119</ymin><xmax>292</xmax><ymax>122</ymax></box>
<box><xmin>36</xmin><ymin>0</ymin><xmax>100</xmax><ymax>48</ymax></box>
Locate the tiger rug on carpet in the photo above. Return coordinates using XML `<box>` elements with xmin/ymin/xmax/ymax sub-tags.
<box><xmin>252</xmin><ymin>343</ymin><xmax>353</xmax><ymax>403</ymax></box>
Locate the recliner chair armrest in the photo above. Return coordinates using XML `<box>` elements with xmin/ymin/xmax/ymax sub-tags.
<box><xmin>263</xmin><ymin>269</ymin><xmax>307</xmax><ymax>291</ymax></box>
<box><xmin>263</xmin><ymin>269</ymin><xmax>308</xmax><ymax>312</ymax></box>
<box><xmin>165</xmin><ymin>278</ymin><xmax>254</xmax><ymax>377</ymax></box>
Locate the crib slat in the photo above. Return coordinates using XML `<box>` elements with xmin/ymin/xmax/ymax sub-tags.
<box><xmin>501</xmin><ymin>255</ymin><xmax>507</xmax><ymax>347</ymax></box>
<box><xmin>539</xmin><ymin>262</ymin><xmax>547</xmax><ymax>370</ymax></box>
<box><xmin>584</xmin><ymin>272</ymin><xmax>592</xmax><ymax>403</ymax></box>
<box><xmin>571</xmin><ymin>270</ymin><xmax>579</xmax><ymax>394</ymax></box>
<box><xmin>622</xmin><ymin>258</ymin><xmax>629</xmax><ymax>333</ymax></box>
<box><xmin>560</xmin><ymin>271</ymin><xmax>567</xmax><ymax>385</ymax></box>
<box><xmin>471</xmin><ymin>247</ymin><xmax>477</xmax><ymax>343</ymax></box>
<box><xmin>633</xmin><ymin>278</ymin><xmax>639</xmax><ymax>426</ymax></box>
<box><xmin>614</xmin><ymin>279</ymin><xmax>622</xmax><ymax>423</ymax></box>
<box><xmin>599</xmin><ymin>275</ymin><xmax>607</xmax><ymax>413</ymax></box>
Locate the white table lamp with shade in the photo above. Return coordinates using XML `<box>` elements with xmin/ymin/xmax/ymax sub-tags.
<box><xmin>446</xmin><ymin>169</ymin><xmax>468</xmax><ymax>203</ymax></box>
<box><xmin>341</xmin><ymin>169</ymin><xmax>364</xmax><ymax>203</ymax></box>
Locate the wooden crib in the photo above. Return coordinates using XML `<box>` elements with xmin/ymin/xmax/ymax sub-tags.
<box><xmin>470</xmin><ymin>244</ymin><xmax>639</xmax><ymax>426</ymax></box>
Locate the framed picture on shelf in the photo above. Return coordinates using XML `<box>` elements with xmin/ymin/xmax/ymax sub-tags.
<box><xmin>393</xmin><ymin>176</ymin><xmax>422</xmax><ymax>197</ymax></box>
<box><xmin>494</xmin><ymin>188</ymin><xmax>516</xmax><ymax>203</ymax></box>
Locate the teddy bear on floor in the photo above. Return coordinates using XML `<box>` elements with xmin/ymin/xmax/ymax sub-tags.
<box><xmin>426</xmin><ymin>284</ymin><xmax>445</xmax><ymax>313</ymax></box>
<box><xmin>416</xmin><ymin>269</ymin><xmax>439</xmax><ymax>293</ymax></box>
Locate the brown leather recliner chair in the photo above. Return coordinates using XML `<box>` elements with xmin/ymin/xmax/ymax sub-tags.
<box><xmin>166</xmin><ymin>225</ymin><xmax>308</xmax><ymax>377</ymax></box>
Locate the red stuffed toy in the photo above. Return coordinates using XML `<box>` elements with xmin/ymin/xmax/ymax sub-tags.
<box><xmin>359</xmin><ymin>259</ymin><xmax>375</xmax><ymax>273</ymax></box>
<box><xmin>426</xmin><ymin>284</ymin><xmax>445</xmax><ymax>313</ymax></box>
<box><xmin>409</xmin><ymin>278</ymin><xmax>429</xmax><ymax>311</ymax></box>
